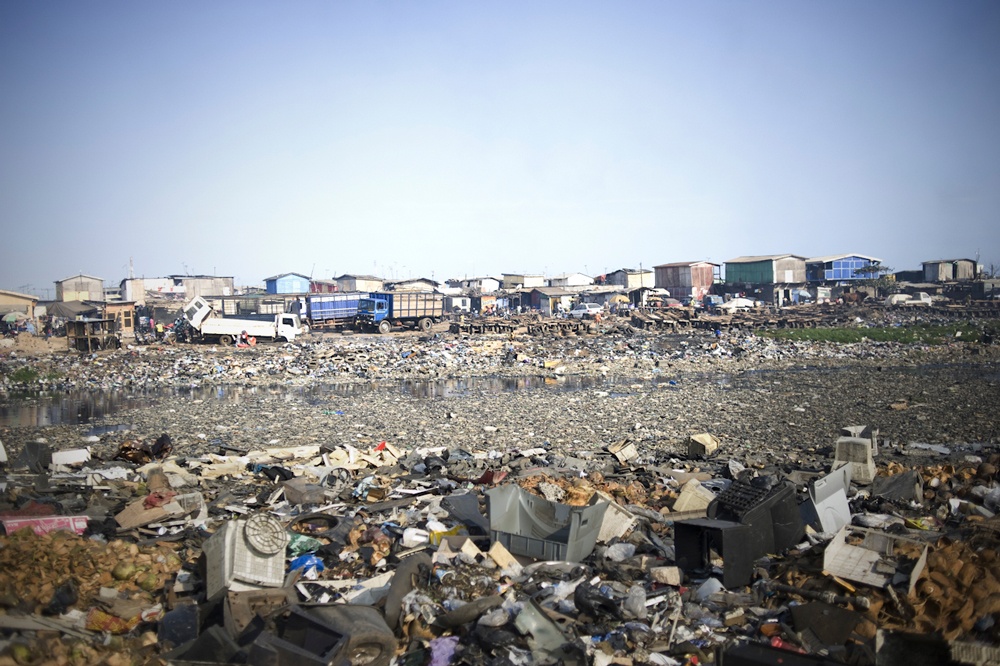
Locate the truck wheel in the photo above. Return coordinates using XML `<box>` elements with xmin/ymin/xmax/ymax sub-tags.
<box><xmin>218</xmin><ymin>334</ymin><xmax>233</xmax><ymax>346</ymax></box>
<box><xmin>418</xmin><ymin>318</ymin><xmax>432</xmax><ymax>332</ymax></box>
<box><xmin>378</xmin><ymin>320</ymin><xmax>391</xmax><ymax>334</ymax></box>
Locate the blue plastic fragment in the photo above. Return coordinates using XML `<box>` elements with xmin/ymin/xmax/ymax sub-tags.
<box><xmin>289</xmin><ymin>554</ymin><xmax>325</xmax><ymax>573</ymax></box>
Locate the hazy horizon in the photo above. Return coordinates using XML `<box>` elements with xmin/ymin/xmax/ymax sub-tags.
<box><xmin>3</xmin><ymin>1</ymin><xmax>998</xmax><ymax>298</ymax></box>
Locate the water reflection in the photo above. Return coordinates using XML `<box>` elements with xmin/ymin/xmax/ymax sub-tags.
<box><xmin>1</xmin><ymin>374</ymin><xmax>680</xmax><ymax>427</ymax></box>
<box><xmin>397</xmin><ymin>375</ymin><xmax>609</xmax><ymax>398</ymax></box>
<box><xmin>0</xmin><ymin>390</ymin><xmax>155</xmax><ymax>428</ymax></box>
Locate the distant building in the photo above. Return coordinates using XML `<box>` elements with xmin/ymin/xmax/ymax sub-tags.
<box><xmin>922</xmin><ymin>259</ymin><xmax>977</xmax><ymax>282</ymax></box>
<box><xmin>725</xmin><ymin>255</ymin><xmax>807</xmax><ymax>285</ymax></box>
<box><xmin>605</xmin><ymin>268</ymin><xmax>654</xmax><ymax>290</ymax></box>
<box><xmin>333</xmin><ymin>274</ymin><xmax>384</xmax><ymax>293</ymax></box>
<box><xmin>579</xmin><ymin>285</ymin><xmax>628</xmax><ymax>307</ymax></box>
<box><xmin>120</xmin><ymin>275</ymin><xmax>234</xmax><ymax>304</ymax></box>
<box><xmin>547</xmin><ymin>273</ymin><xmax>594</xmax><ymax>288</ymax></box>
<box><xmin>103</xmin><ymin>301</ymin><xmax>136</xmax><ymax>337</ymax></box>
<box><xmin>445</xmin><ymin>276</ymin><xmax>501</xmax><ymax>294</ymax></box>
<box><xmin>121</xmin><ymin>277</ymin><xmax>181</xmax><ymax>302</ymax></box>
<box><xmin>55</xmin><ymin>274</ymin><xmax>104</xmax><ymax>302</ymax></box>
<box><xmin>724</xmin><ymin>255</ymin><xmax>807</xmax><ymax>306</ymax></box>
<box><xmin>653</xmin><ymin>261</ymin><xmax>720</xmax><ymax>300</ymax></box>
<box><xmin>385</xmin><ymin>278</ymin><xmax>439</xmax><ymax>292</ymax></box>
<box><xmin>893</xmin><ymin>269</ymin><xmax>923</xmax><ymax>283</ymax></box>
<box><xmin>529</xmin><ymin>287</ymin><xmax>575</xmax><ymax>316</ymax></box>
<box><xmin>502</xmin><ymin>273</ymin><xmax>545</xmax><ymax>290</ymax></box>
<box><xmin>310</xmin><ymin>279</ymin><xmax>340</xmax><ymax>293</ymax></box>
<box><xmin>0</xmin><ymin>289</ymin><xmax>38</xmax><ymax>318</ymax></box>
<box><xmin>264</xmin><ymin>273</ymin><xmax>311</xmax><ymax>295</ymax></box>
<box><xmin>806</xmin><ymin>254</ymin><xmax>883</xmax><ymax>283</ymax></box>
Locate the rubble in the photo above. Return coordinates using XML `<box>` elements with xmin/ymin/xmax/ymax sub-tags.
<box><xmin>0</xmin><ymin>326</ymin><xmax>998</xmax><ymax>664</ymax></box>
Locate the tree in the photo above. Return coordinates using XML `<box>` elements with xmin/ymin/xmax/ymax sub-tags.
<box><xmin>853</xmin><ymin>264</ymin><xmax>896</xmax><ymax>298</ymax></box>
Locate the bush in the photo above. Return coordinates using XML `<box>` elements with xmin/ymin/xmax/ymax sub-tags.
<box><xmin>8</xmin><ymin>367</ymin><xmax>40</xmax><ymax>384</ymax></box>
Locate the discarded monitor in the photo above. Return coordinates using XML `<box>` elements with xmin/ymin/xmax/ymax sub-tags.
<box><xmin>833</xmin><ymin>436</ymin><xmax>876</xmax><ymax>485</ymax></box>
<box><xmin>486</xmin><ymin>484</ymin><xmax>609</xmax><ymax>562</ymax></box>
<box><xmin>803</xmin><ymin>465</ymin><xmax>852</xmax><ymax>534</ymax></box>
<box><xmin>688</xmin><ymin>433</ymin><xmax>720</xmax><ymax>458</ymax></box>
<box><xmin>840</xmin><ymin>425</ymin><xmax>878</xmax><ymax>456</ymax></box>
<box><xmin>675</xmin><ymin>478</ymin><xmax>804</xmax><ymax>588</ymax></box>
<box><xmin>244</xmin><ymin>605</ymin><xmax>347</xmax><ymax>666</ymax></box>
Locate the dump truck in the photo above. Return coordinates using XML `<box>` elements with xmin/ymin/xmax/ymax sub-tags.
<box><xmin>356</xmin><ymin>292</ymin><xmax>445</xmax><ymax>333</ymax></box>
<box><xmin>182</xmin><ymin>296</ymin><xmax>306</xmax><ymax>345</ymax></box>
<box><xmin>305</xmin><ymin>293</ymin><xmax>364</xmax><ymax>330</ymax></box>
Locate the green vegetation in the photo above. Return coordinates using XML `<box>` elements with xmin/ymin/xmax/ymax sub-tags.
<box><xmin>760</xmin><ymin>323</ymin><xmax>998</xmax><ymax>345</ymax></box>
<box><xmin>7</xmin><ymin>367</ymin><xmax>40</xmax><ymax>384</ymax></box>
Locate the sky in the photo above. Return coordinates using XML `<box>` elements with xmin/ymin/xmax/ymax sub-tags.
<box><xmin>2</xmin><ymin>1</ymin><xmax>999</xmax><ymax>297</ymax></box>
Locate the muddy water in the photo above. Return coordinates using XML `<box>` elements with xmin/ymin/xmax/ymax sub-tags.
<box><xmin>0</xmin><ymin>375</ymin><xmax>684</xmax><ymax>427</ymax></box>
<box><xmin>2</xmin><ymin>360</ymin><xmax>990</xmax><ymax>430</ymax></box>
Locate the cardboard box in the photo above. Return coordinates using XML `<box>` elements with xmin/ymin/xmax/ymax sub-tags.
<box><xmin>2</xmin><ymin>515</ymin><xmax>89</xmax><ymax>536</ymax></box>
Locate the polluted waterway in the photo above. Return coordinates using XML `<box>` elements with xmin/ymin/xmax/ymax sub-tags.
<box><xmin>0</xmin><ymin>374</ymin><xmax>694</xmax><ymax>428</ymax></box>
<box><xmin>3</xmin><ymin>359</ymin><xmax>994</xmax><ymax>428</ymax></box>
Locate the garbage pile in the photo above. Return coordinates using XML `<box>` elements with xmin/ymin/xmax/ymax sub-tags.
<box><xmin>1</xmin><ymin>422</ymin><xmax>999</xmax><ymax>666</ymax></box>
<box><xmin>3</xmin><ymin>324</ymin><xmax>997</xmax><ymax>395</ymax></box>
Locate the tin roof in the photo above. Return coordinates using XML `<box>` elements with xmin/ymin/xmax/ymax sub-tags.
<box><xmin>653</xmin><ymin>261</ymin><xmax>720</xmax><ymax>268</ymax></box>
<box><xmin>725</xmin><ymin>254</ymin><xmax>807</xmax><ymax>263</ymax></box>
<box><xmin>806</xmin><ymin>254</ymin><xmax>882</xmax><ymax>264</ymax></box>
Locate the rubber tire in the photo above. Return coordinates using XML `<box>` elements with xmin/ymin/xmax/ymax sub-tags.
<box><xmin>378</xmin><ymin>320</ymin><xmax>391</xmax><ymax>334</ymax></box>
<box><xmin>218</xmin><ymin>334</ymin><xmax>233</xmax><ymax>346</ymax></box>
<box><xmin>418</xmin><ymin>318</ymin><xmax>432</xmax><ymax>332</ymax></box>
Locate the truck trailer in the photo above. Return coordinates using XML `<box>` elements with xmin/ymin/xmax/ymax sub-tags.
<box><xmin>356</xmin><ymin>292</ymin><xmax>445</xmax><ymax>334</ymax></box>
<box><xmin>183</xmin><ymin>296</ymin><xmax>306</xmax><ymax>345</ymax></box>
<box><xmin>306</xmin><ymin>293</ymin><xmax>364</xmax><ymax>330</ymax></box>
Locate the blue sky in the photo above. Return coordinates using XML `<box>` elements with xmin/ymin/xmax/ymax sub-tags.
<box><xmin>2</xmin><ymin>1</ymin><xmax>998</xmax><ymax>296</ymax></box>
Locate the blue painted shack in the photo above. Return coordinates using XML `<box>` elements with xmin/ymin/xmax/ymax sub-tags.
<box><xmin>264</xmin><ymin>273</ymin><xmax>312</xmax><ymax>295</ymax></box>
<box><xmin>806</xmin><ymin>254</ymin><xmax>882</xmax><ymax>283</ymax></box>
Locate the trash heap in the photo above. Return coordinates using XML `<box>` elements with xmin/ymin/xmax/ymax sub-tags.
<box><xmin>1</xmin><ymin>421</ymin><xmax>999</xmax><ymax>666</ymax></box>
<box><xmin>3</xmin><ymin>324</ymin><xmax>996</xmax><ymax>395</ymax></box>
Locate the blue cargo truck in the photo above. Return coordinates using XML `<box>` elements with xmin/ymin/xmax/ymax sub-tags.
<box><xmin>305</xmin><ymin>293</ymin><xmax>363</xmax><ymax>330</ymax></box>
<box><xmin>356</xmin><ymin>292</ymin><xmax>445</xmax><ymax>334</ymax></box>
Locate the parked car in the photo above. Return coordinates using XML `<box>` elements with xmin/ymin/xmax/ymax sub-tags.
<box><xmin>569</xmin><ymin>302</ymin><xmax>602</xmax><ymax>319</ymax></box>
